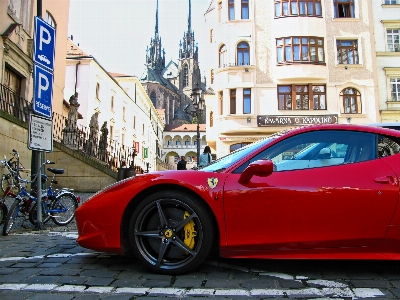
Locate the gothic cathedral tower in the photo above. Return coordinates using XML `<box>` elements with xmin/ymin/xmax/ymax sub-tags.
<box><xmin>178</xmin><ymin>0</ymin><xmax>201</xmax><ymax>99</ymax></box>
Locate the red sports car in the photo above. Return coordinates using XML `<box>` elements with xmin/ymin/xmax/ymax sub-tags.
<box><xmin>75</xmin><ymin>124</ymin><xmax>400</xmax><ymax>275</ymax></box>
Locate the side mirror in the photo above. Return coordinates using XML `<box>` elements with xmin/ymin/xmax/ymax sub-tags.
<box><xmin>238</xmin><ymin>159</ymin><xmax>274</xmax><ymax>185</ymax></box>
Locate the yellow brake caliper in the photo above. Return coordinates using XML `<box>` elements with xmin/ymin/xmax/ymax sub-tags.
<box><xmin>183</xmin><ymin>211</ymin><xmax>197</xmax><ymax>250</ymax></box>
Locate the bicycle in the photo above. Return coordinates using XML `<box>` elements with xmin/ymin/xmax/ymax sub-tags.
<box><xmin>1</xmin><ymin>149</ymin><xmax>24</xmax><ymax>195</ymax></box>
<box><xmin>0</xmin><ymin>151</ymin><xmax>23</xmax><ymax>224</ymax></box>
<box><xmin>2</xmin><ymin>156</ymin><xmax>80</xmax><ymax>236</ymax></box>
<box><xmin>28</xmin><ymin>167</ymin><xmax>80</xmax><ymax>226</ymax></box>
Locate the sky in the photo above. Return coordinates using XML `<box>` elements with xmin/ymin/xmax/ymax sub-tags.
<box><xmin>68</xmin><ymin>0</ymin><xmax>210</xmax><ymax>77</ymax></box>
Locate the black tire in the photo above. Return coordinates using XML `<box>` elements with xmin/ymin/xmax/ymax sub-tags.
<box><xmin>28</xmin><ymin>200</ymin><xmax>52</xmax><ymax>225</ymax></box>
<box><xmin>129</xmin><ymin>191</ymin><xmax>214</xmax><ymax>275</ymax></box>
<box><xmin>0</xmin><ymin>203</ymin><xmax>8</xmax><ymax>224</ymax></box>
<box><xmin>3</xmin><ymin>199</ymin><xmax>20</xmax><ymax>236</ymax></box>
<box><xmin>51</xmin><ymin>193</ymin><xmax>78</xmax><ymax>226</ymax></box>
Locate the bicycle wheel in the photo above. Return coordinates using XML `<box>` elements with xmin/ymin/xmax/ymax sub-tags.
<box><xmin>3</xmin><ymin>199</ymin><xmax>20</xmax><ymax>236</ymax></box>
<box><xmin>0</xmin><ymin>203</ymin><xmax>8</xmax><ymax>224</ymax></box>
<box><xmin>29</xmin><ymin>201</ymin><xmax>52</xmax><ymax>225</ymax></box>
<box><xmin>51</xmin><ymin>193</ymin><xmax>78</xmax><ymax>226</ymax></box>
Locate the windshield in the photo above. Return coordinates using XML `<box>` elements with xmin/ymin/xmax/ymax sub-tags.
<box><xmin>200</xmin><ymin>129</ymin><xmax>290</xmax><ymax>172</ymax></box>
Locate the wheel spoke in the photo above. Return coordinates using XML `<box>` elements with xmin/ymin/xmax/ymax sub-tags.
<box><xmin>156</xmin><ymin>239</ymin><xmax>170</xmax><ymax>267</ymax></box>
<box><xmin>135</xmin><ymin>229</ymin><xmax>163</xmax><ymax>238</ymax></box>
<box><xmin>174</xmin><ymin>212</ymin><xmax>197</xmax><ymax>232</ymax></box>
<box><xmin>156</xmin><ymin>200</ymin><xmax>168</xmax><ymax>227</ymax></box>
<box><xmin>172</xmin><ymin>237</ymin><xmax>197</xmax><ymax>256</ymax></box>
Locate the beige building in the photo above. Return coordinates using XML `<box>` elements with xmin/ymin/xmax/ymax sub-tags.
<box><xmin>1</xmin><ymin>0</ymin><xmax>70</xmax><ymax>119</ymax></box>
<box><xmin>204</xmin><ymin>0</ymin><xmax>380</xmax><ymax>158</ymax></box>
<box><xmin>372</xmin><ymin>0</ymin><xmax>400</xmax><ymax>122</ymax></box>
<box><xmin>1</xmin><ymin>0</ymin><xmax>70</xmax><ymax>171</ymax></box>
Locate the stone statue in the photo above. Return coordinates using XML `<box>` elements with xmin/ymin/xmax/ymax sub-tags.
<box><xmin>62</xmin><ymin>92</ymin><xmax>81</xmax><ymax>149</ymax></box>
<box><xmin>88</xmin><ymin>112</ymin><xmax>99</xmax><ymax>156</ymax></box>
<box><xmin>99</xmin><ymin>121</ymin><xmax>109</xmax><ymax>162</ymax></box>
<box><xmin>67</xmin><ymin>92</ymin><xmax>80</xmax><ymax>128</ymax></box>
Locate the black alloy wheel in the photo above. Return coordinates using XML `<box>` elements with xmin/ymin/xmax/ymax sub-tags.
<box><xmin>129</xmin><ymin>191</ymin><xmax>214</xmax><ymax>275</ymax></box>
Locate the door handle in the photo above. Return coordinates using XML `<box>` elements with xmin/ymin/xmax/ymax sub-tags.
<box><xmin>374</xmin><ymin>176</ymin><xmax>391</xmax><ymax>184</ymax></box>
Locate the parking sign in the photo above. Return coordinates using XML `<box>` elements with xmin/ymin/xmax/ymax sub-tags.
<box><xmin>34</xmin><ymin>17</ymin><xmax>55</xmax><ymax>71</ymax></box>
<box><xmin>33</xmin><ymin>64</ymin><xmax>53</xmax><ymax>118</ymax></box>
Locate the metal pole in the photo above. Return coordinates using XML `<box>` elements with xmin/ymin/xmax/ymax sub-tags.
<box><xmin>34</xmin><ymin>151</ymin><xmax>43</xmax><ymax>230</ymax></box>
<box><xmin>196</xmin><ymin>107</ymin><xmax>200</xmax><ymax>168</ymax></box>
<box><xmin>33</xmin><ymin>0</ymin><xmax>43</xmax><ymax>231</ymax></box>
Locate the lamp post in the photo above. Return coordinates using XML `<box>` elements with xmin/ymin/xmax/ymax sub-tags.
<box><xmin>190</xmin><ymin>85</ymin><xmax>204</xmax><ymax>168</ymax></box>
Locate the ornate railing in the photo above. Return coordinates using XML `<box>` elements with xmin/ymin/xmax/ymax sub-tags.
<box><xmin>0</xmin><ymin>83</ymin><xmax>140</xmax><ymax>172</ymax></box>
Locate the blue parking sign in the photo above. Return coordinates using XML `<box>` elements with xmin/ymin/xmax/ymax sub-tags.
<box><xmin>33</xmin><ymin>65</ymin><xmax>53</xmax><ymax>118</ymax></box>
<box><xmin>34</xmin><ymin>17</ymin><xmax>55</xmax><ymax>71</ymax></box>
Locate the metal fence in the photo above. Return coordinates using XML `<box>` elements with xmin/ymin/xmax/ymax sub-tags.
<box><xmin>0</xmin><ymin>83</ymin><xmax>139</xmax><ymax>172</ymax></box>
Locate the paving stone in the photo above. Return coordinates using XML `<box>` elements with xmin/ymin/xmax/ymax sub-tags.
<box><xmin>241</xmin><ymin>278</ymin><xmax>280</xmax><ymax>289</ymax></box>
<box><xmin>143</xmin><ymin>279</ymin><xmax>171</xmax><ymax>287</ymax></box>
<box><xmin>70</xmin><ymin>295</ymin><xmax>101</xmax><ymax>300</ymax></box>
<box><xmin>24</xmin><ymin>275</ymin><xmax>61</xmax><ymax>284</ymax></box>
<box><xmin>278</xmin><ymin>278</ymin><xmax>305</xmax><ymax>288</ymax></box>
<box><xmin>58</xmin><ymin>275</ymin><xmax>88</xmax><ymax>285</ymax></box>
<box><xmin>111</xmin><ymin>278</ymin><xmax>146</xmax><ymax>287</ymax></box>
<box><xmin>80</xmin><ymin>269</ymin><xmax>119</xmax><ymax>278</ymax></box>
<box><xmin>0</xmin><ymin>291</ymin><xmax>35</xmax><ymax>299</ymax></box>
<box><xmin>36</xmin><ymin>262</ymin><xmax>63</xmax><ymax>268</ymax></box>
<box><xmin>101</xmin><ymin>295</ymin><xmax>133</xmax><ymax>300</ymax></box>
<box><xmin>84</xmin><ymin>276</ymin><xmax>114</xmax><ymax>286</ymax></box>
<box><xmin>351</xmin><ymin>279</ymin><xmax>393</xmax><ymax>288</ymax></box>
<box><xmin>25</xmin><ymin>293</ymin><xmax>74</xmax><ymax>300</ymax></box>
<box><xmin>173</xmin><ymin>277</ymin><xmax>206</xmax><ymax>288</ymax></box>
<box><xmin>39</xmin><ymin>267</ymin><xmax>81</xmax><ymax>276</ymax></box>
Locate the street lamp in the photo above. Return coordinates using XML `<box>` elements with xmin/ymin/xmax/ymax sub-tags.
<box><xmin>190</xmin><ymin>85</ymin><xmax>204</xmax><ymax>168</ymax></box>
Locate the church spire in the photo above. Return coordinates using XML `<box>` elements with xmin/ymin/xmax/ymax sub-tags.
<box><xmin>145</xmin><ymin>0</ymin><xmax>165</xmax><ymax>72</ymax></box>
<box><xmin>188</xmin><ymin>0</ymin><xmax>191</xmax><ymax>33</ymax></box>
<box><xmin>155</xmin><ymin>0</ymin><xmax>159</xmax><ymax>35</ymax></box>
<box><xmin>179</xmin><ymin>0</ymin><xmax>197</xmax><ymax>60</ymax></box>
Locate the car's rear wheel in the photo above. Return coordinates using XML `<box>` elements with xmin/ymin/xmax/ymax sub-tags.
<box><xmin>129</xmin><ymin>191</ymin><xmax>214</xmax><ymax>275</ymax></box>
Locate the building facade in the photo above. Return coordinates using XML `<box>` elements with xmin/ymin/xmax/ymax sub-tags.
<box><xmin>372</xmin><ymin>0</ymin><xmax>400</xmax><ymax>122</ymax></box>
<box><xmin>1</xmin><ymin>0</ymin><xmax>70</xmax><ymax>119</ymax></box>
<box><xmin>65</xmin><ymin>39</ymin><xmax>164</xmax><ymax>173</ymax></box>
<box><xmin>204</xmin><ymin>0</ymin><xmax>380</xmax><ymax>158</ymax></box>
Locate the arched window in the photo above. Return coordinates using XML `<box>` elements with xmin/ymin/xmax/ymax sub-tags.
<box><xmin>219</xmin><ymin>45</ymin><xmax>227</xmax><ymax>68</ymax></box>
<box><xmin>183</xmin><ymin>66</ymin><xmax>189</xmax><ymax>87</ymax></box>
<box><xmin>45</xmin><ymin>11</ymin><xmax>56</xmax><ymax>27</ymax></box>
<box><xmin>340</xmin><ymin>88</ymin><xmax>361</xmax><ymax>114</ymax></box>
<box><xmin>237</xmin><ymin>42</ymin><xmax>250</xmax><ymax>65</ymax></box>
<box><xmin>210</xmin><ymin>111</ymin><xmax>214</xmax><ymax>127</ymax></box>
<box><xmin>150</xmin><ymin>91</ymin><xmax>156</xmax><ymax>107</ymax></box>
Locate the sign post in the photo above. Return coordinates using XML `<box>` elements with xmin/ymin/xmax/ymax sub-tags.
<box><xmin>30</xmin><ymin>16</ymin><xmax>56</xmax><ymax>230</ymax></box>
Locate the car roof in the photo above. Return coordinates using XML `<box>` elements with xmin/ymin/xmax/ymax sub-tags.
<box><xmin>271</xmin><ymin>124</ymin><xmax>400</xmax><ymax>142</ymax></box>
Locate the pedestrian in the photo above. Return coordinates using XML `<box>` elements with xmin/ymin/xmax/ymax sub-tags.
<box><xmin>177</xmin><ymin>156</ymin><xmax>187</xmax><ymax>170</ymax></box>
<box><xmin>199</xmin><ymin>146</ymin><xmax>212</xmax><ymax>168</ymax></box>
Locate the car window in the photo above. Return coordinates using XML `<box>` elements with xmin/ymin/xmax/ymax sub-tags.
<box><xmin>378</xmin><ymin>135</ymin><xmax>400</xmax><ymax>158</ymax></box>
<box><xmin>234</xmin><ymin>130</ymin><xmax>376</xmax><ymax>173</ymax></box>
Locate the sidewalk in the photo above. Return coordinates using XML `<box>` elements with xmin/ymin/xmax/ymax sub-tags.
<box><xmin>1</xmin><ymin>192</ymin><xmax>94</xmax><ymax>234</ymax></box>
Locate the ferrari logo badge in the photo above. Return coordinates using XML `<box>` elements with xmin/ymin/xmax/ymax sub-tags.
<box><xmin>207</xmin><ymin>178</ymin><xmax>218</xmax><ymax>189</ymax></box>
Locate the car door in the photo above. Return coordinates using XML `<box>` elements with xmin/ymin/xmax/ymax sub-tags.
<box><xmin>223</xmin><ymin>130</ymin><xmax>399</xmax><ymax>250</ymax></box>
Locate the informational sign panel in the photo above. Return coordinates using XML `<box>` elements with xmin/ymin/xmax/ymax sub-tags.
<box><xmin>34</xmin><ymin>17</ymin><xmax>56</xmax><ymax>71</ymax></box>
<box><xmin>257</xmin><ymin>114</ymin><xmax>338</xmax><ymax>127</ymax></box>
<box><xmin>28</xmin><ymin>114</ymin><xmax>53</xmax><ymax>152</ymax></box>
<box><xmin>143</xmin><ymin>147</ymin><xmax>148</xmax><ymax>159</ymax></box>
<box><xmin>134</xmin><ymin>142</ymin><xmax>140</xmax><ymax>154</ymax></box>
<box><xmin>33</xmin><ymin>64</ymin><xmax>53</xmax><ymax>118</ymax></box>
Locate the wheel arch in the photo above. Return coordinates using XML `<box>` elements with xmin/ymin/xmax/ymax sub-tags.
<box><xmin>120</xmin><ymin>183</ymin><xmax>220</xmax><ymax>255</ymax></box>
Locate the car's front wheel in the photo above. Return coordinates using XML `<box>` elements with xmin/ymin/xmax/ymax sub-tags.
<box><xmin>129</xmin><ymin>191</ymin><xmax>214</xmax><ymax>275</ymax></box>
